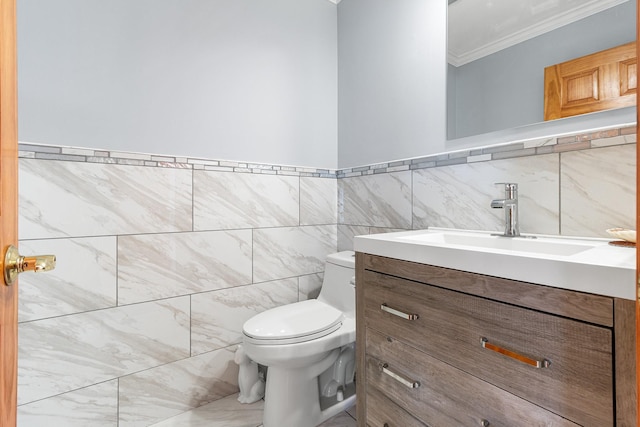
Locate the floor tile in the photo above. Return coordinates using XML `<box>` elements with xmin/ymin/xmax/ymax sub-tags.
<box><xmin>149</xmin><ymin>393</ymin><xmax>356</xmax><ymax>427</ymax></box>
<box><xmin>150</xmin><ymin>394</ymin><xmax>263</xmax><ymax>427</ymax></box>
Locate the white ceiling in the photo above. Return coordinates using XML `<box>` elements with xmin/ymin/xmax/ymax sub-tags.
<box><xmin>449</xmin><ymin>0</ymin><xmax>629</xmax><ymax>66</ymax></box>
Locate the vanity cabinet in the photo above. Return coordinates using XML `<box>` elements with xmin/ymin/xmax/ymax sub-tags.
<box><xmin>355</xmin><ymin>253</ymin><xmax>637</xmax><ymax>427</ymax></box>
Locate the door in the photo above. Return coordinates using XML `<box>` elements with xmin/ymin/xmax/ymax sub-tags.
<box><xmin>543</xmin><ymin>41</ymin><xmax>637</xmax><ymax>121</ymax></box>
<box><xmin>0</xmin><ymin>0</ymin><xmax>18</xmax><ymax>425</ymax></box>
<box><xmin>637</xmin><ymin>1</ymin><xmax>640</xmax><ymax>423</ymax></box>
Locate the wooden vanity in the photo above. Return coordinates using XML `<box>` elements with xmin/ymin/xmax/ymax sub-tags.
<box><xmin>355</xmin><ymin>253</ymin><xmax>637</xmax><ymax>426</ymax></box>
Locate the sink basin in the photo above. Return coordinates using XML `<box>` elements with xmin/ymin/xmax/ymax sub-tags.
<box><xmin>353</xmin><ymin>228</ymin><xmax>636</xmax><ymax>300</ymax></box>
<box><xmin>398</xmin><ymin>232</ymin><xmax>595</xmax><ymax>256</ymax></box>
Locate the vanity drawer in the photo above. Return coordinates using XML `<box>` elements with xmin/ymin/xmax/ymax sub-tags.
<box><xmin>365</xmin><ymin>328</ymin><xmax>580</xmax><ymax>427</ymax></box>
<box><xmin>365</xmin><ymin>386</ymin><xmax>427</xmax><ymax>427</ymax></box>
<box><xmin>363</xmin><ymin>270</ymin><xmax>614</xmax><ymax>426</ymax></box>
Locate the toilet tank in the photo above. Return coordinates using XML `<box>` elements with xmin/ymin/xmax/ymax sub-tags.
<box><xmin>317</xmin><ymin>251</ymin><xmax>356</xmax><ymax>317</ymax></box>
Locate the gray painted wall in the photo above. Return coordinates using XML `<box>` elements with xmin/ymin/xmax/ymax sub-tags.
<box><xmin>448</xmin><ymin>1</ymin><xmax>636</xmax><ymax>139</ymax></box>
<box><xmin>337</xmin><ymin>0</ymin><xmax>447</xmax><ymax>168</ymax></box>
<box><xmin>17</xmin><ymin>1</ymin><xmax>635</xmax><ymax>169</ymax></box>
<box><xmin>17</xmin><ymin>0</ymin><xmax>338</xmax><ymax>168</ymax></box>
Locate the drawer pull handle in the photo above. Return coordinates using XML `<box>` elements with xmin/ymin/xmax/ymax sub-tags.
<box><xmin>481</xmin><ymin>337</ymin><xmax>550</xmax><ymax>368</ymax></box>
<box><xmin>480</xmin><ymin>420</ymin><xmax>490</xmax><ymax>427</ymax></box>
<box><xmin>380</xmin><ymin>363</ymin><xmax>421</xmax><ymax>389</ymax></box>
<box><xmin>380</xmin><ymin>303</ymin><xmax>419</xmax><ymax>320</ymax></box>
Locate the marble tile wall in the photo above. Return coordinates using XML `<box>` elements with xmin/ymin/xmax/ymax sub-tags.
<box><xmin>16</xmin><ymin>124</ymin><xmax>636</xmax><ymax>426</ymax></box>
<box><xmin>411</xmin><ymin>154</ymin><xmax>560</xmax><ymax>235</ymax></box>
<box><xmin>561</xmin><ymin>144</ymin><xmax>636</xmax><ymax>236</ymax></box>
<box><xmin>17</xmin><ymin>150</ymin><xmax>338</xmax><ymax>426</ymax></box>
<box><xmin>337</xmin><ymin>127</ymin><xmax>636</xmax><ymax>251</ymax></box>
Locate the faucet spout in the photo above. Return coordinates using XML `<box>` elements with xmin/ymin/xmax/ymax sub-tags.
<box><xmin>490</xmin><ymin>199</ymin><xmax>505</xmax><ymax>209</ymax></box>
<box><xmin>491</xmin><ymin>183</ymin><xmax>520</xmax><ymax>237</ymax></box>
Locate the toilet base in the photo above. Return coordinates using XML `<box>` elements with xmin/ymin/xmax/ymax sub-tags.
<box><xmin>262</xmin><ymin>363</ymin><xmax>356</xmax><ymax>427</ymax></box>
<box><xmin>319</xmin><ymin>381</ymin><xmax>356</xmax><ymax>411</ymax></box>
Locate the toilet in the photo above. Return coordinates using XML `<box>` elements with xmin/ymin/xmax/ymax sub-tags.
<box><xmin>241</xmin><ymin>251</ymin><xmax>357</xmax><ymax>427</ymax></box>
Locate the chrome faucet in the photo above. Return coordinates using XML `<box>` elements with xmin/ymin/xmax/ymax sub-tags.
<box><xmin>491</xmin><ymin>183</ymin><xmax>520</xmax><ymax>237</ymax></box>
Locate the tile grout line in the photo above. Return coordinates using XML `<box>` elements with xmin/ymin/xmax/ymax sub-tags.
<box><xmin>558</xmin><ymin>152</ymin><xmax>563</xmax><ymax>235</ymax></box>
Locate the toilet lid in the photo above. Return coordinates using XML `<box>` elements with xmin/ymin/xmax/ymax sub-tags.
<box><xmin>243</xmin><ymin>299</ymin><xmax>343</xmax><ymax>344</ymax></box>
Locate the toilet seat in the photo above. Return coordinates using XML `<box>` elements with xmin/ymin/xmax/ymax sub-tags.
<box><xmin>243</xmin><ymin>299</ymin><xmax>343</xmax><ymax>345</ymax></box>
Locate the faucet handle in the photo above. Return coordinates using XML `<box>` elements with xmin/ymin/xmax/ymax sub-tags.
<box><xmin>494</xmin><ymin>182</ymin><xmax>518</xmax><ymax>199</ymax></box>
<box><xmin>494</xmin><ymin>182</ymin><xmax>518</xmax><ymax>189</ymax></box>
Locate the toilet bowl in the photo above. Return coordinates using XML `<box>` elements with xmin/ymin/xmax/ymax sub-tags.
<box><xmin>241</xmin><ymin>251</ymin><xmax>356</xmax><ymax>427</ymax></box>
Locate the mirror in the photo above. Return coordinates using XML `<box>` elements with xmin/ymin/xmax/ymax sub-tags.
<box><xmin>447</xmin><ymin>0</ymin><xmax>636</xmax><ymax>143</ymax></box>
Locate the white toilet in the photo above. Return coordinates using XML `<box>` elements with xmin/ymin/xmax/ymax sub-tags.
<box><xmin>241</xmin><ymin>251</ymin><xmax>357</xmax><ymax>427</ymax></box>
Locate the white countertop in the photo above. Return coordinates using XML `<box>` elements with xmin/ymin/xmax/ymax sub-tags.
<box><xmin>354</xmin><ymin>228</ymin><xmax>636</xmax><ymax>300</ymax></box>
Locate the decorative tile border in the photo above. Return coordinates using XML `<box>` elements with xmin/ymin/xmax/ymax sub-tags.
<box><xmin>18</xmin><ymin>143</ymin><xmax>337</xmax><ymax>178</ymax></box>
<box><xmin>336</xmin><ymin>125</ymin><xmax>637</xmax><ymax>178</ymax></box>
<box><xmin>18</xmin><ymin>125</ymin><xmax>637</xmax><ymax>179</ymax></box>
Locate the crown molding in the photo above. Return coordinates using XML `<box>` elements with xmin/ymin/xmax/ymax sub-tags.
<box><xmin>448</xmin><ymin>0</ymin><xmax>628</xmax><ymax>67</ymax></box>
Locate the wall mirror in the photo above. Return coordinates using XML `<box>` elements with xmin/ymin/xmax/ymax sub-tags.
<box><xmin>446</xmin><ymin>0</ymin><xmax>636</xmax><ymax>145</ymax></box>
